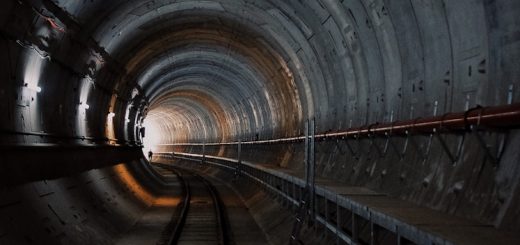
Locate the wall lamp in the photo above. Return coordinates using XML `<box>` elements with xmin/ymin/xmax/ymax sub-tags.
<box><xmin>24</xmin><ymin>83</ymin><xmax>41</xmax><ymax>93</ymax></box>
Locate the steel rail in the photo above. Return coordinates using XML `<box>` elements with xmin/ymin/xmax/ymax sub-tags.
<box><xmin>157</xmin><ymin>164</ymin><xmax>228</xmax><ymax>245</ymax></box>
<box><xmin>198</xmin><ymin>175</ymin><xmax>227</xmax><ymax>245</ymax></box>
<box><xmin>165</xmin><ymin>169</ymin><xmax>191</xmax><ymax>245</ymax></box>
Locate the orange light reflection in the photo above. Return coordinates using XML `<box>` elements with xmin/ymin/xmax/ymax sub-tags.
<box><xmin>113</xmin><ymin>164</ymin><xmax>180</xmax><ymax>207</ymax></box>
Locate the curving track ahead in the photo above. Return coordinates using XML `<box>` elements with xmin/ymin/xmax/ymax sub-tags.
<box><xmin>155</xmin><ymin>163</ymin><xmax>230</xmax><ymax>245</ymax></box>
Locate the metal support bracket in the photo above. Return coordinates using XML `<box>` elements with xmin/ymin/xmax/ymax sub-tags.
<box><xmin>470</xmin><ymin>125</ymin><xmax>508</xmax><ymax>166</ymax></box>
<box><xmin>368</xmin><ymin>134</ymin><xmax>384</xmax><ymax>158</ymax></box>
<box><xmin>344</xmin><ymin>136</ymin><xmax>360</xmax><ymax>160</ymax></box>
<box><xmin>333</xmin><ymin>139</ymin><xmax>347</xmax><ymax>155</ymax></box>
<box><xmin>403</xmin><ymin>131</ymin><xmax>428</xmax><ymax>160</ymax></box>
<box><xmin>366</xmin><ymin>124</ymin><xmax>385</xmax><ymax>158</ymax></box>
<box><xmin>433</xmin><ymin>128</ymin><xmax>465</xmax><ymax>165</ymax></box>
<box><xmin>386</xmin><ymin>133</ymin><xmax>404</xmax><ymax>160</ymax></box>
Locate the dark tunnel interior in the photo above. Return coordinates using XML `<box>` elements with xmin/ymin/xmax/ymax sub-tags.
<box><xmin>1</xmin><ymin>0</ymin><xmax>520</xmax><ymax>244</ymax></box>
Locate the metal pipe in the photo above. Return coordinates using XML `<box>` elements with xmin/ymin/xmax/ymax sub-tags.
<box><xmin>159</xmin><ymin>103</ymin><xmax>520</xmax><ymax>146</ymax></box>
<box><xmin>327</xmin><ymin>103</ymin><xmax>520</xmax><ymax>138</ymax></box>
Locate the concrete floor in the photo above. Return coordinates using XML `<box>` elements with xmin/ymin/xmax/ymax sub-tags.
<box><xmin>115</xmin><ymin>202</ymin><xmax>178</xmax><ymax>245</ymax></box>
<box><xmin>208</xmin><ymin>177</ymin><xmax>269</xmax><ymax>245</ymax></box>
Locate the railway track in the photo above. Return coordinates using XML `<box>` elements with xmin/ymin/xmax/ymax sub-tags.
<box><xmin>155</xmin><ymin>164</ymin><xmax>230</xmax><ymax>245</ymax></box>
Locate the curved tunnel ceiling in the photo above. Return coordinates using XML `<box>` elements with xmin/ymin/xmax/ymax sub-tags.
<box><xmin>97</xmin><ymin>3</ymin><xmax>307</xmax><ymax>145</ymax></box>
<box><xmin>45</xmin><ymin>0</ymin><xmax>515</xmax><ymax>149</ymax></box>
<box><xmin>14</xmin><ymin>1</ymin><xmax>508</xmax><ymax>147</ymax></box>
<box><xmin>4</xmin><ymin>0</ymin><xmax>518</xmax><ymax>148</ymax></box>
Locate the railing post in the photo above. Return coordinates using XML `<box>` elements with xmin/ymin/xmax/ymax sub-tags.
<box><xmin>352</xmin><ymin>213</ymin><xmax>359</xmax><ymax>243</ymax></box>
<box><xmin>336</xmin><ymin>196</ymin><xmax>340</xmax><ymax>245</ymax></box>
<box><xmin>310</xmin><ymin>118</ymin><xmax>316</xmax><ymax>224</ymax></box>
<box><xmin>290</xmin><ymin>120</ymin><xmax>310</xmax><ymax>244</ymax></box>
<box><xmin>235</xmin><ymin>139</ymin><xmax>242</xmax><ymax>179</ymax></box>
<box><xmin>202</xmin><ymin>140</ymin><xmax>206</xmax><ymax>165</ymax></box>
<box><xmin>305</xmin><ymin>119</ymin><xmax>310</xmax><ymax>187</ymax></box>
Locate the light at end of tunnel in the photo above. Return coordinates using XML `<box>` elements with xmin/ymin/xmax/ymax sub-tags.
<box><xmin>142</xmin><ymin>118</ymin><xmax>163</xmax><ymax>157</ymax></box>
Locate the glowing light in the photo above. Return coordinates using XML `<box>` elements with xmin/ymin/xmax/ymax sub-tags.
<box><xmin>23</xmin><ymin>50</ymin><xmax>44</xmax><ymax>95</ymax></box>
<box><xmin>80</xmin><ymin>102</ymin><xmax>90</xmax><ymax>110</ymax></box>
<box><xmin>131</xmin><ymin>88</ymin><xmax>139</xmax><ymax>99</ymax></box>
<box><xmin>113</xmin><ymin>164</ymin><xmax>179</xmax><ymax>207</ymax></box>
<box><xmin>141</xmin><ymin>117</ymin><xmax>163</xmax><ymax>158</ymax></box>
<box><xmin>25</xmin><ymin>83</ymin><xmax>42</xmax><ymax>93</ymax></box>
<box><xmin>108</xmin><ymin>112</ymin><xmax>116</xmax><ymax>118</ymax></box>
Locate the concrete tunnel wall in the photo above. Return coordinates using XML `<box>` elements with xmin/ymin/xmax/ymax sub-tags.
<box><xmin>1</xmin><ymin>0</ymin><xmax>520</xmax><ymax>243</ymax></box>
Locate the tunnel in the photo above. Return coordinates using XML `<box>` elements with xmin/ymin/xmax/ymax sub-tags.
<box><xmin>1</xmin><ymin>0</ymin><xmax>520</xmax><ymax>244</ymax></box>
